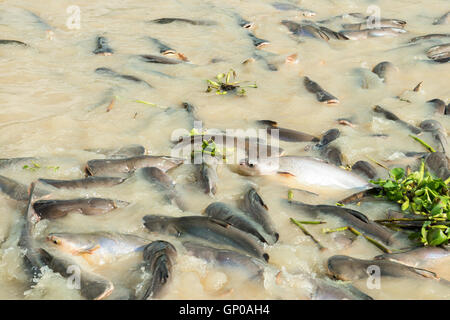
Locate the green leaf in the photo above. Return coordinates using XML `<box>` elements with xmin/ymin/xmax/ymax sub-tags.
<box><xmin>401</xmin><ymin>199</ymin><xmax>410</xmax><ymax>211</ymax></box>
<box><xmin>427</xmin><ymin>228</ymin><xmax>448</xmax><ymax>246</ymax></box>
<box><xmin>390</xmin><ymin>168</ymin><xmax>405</xmax><ymax>181</ymax></box>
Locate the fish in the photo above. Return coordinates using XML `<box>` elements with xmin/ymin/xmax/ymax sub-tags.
<box><xmin>33</xmin><ymin>198</ymin><xmax>129</xmax><ymax>220</ymax></box>
<box><xmin>147</xmin><ymin>36</ymin><xmax>176</xmax><ymax>55</ymax></box>
<box><xmin>38</xmin><ymin>248</ymin><xmax>114</xmax><ymax>300</ymax></box>
<box><xmin>0</xmin><ymin>39</ymin><xmax>28</xmax><ymax>46</ymax></box>
<box><xmin>427</xmin><ymin>98</ymin><xmax>447</xmax><ymax>114</ymax></box>
<box><xmin>433</xmin><ymin>12</ymin><xmax>450</xmax><ymax>25</ymax></box>
<box><xmin>342</xmin><ymin>19</ymin><xmax>406</xmax><ymax>30</ymax></box>
<box><xmin>426</xmin><ymin>43</ymin><xmax>450</xmax><ymax>63</ymax></box>
<box><xmin>351</xmin><ymin>161</ymin><xmax>377</xmax><ymax>180</ymax></box>
<box><xmin>303</xmin><ymin>77</ymin><xmax>339</xmax><ymax>104</ymax></box>
<box><xmin>247</xmin><ymin>32</ymin><xmax>270</xmax><ymax>48</ymax></box>
<box><xmin>311</xmin><ymin>278</ymin><xmax>373</xmax><ymax>300</ymax></box>
<box><xmin>340</xmin><ymin>27</ymin><xmax>407</xmax><ymax>40</ymax></box>
<box><xmin>95</xmin><ymin>67</ymin><xmax>153</xmax><ymax>88</ymax></box>
<box><xmin>315</xmin><ymin>128</ymin><xmax>340</xmax><ymax>148</ymax></box>
<box><xmin>234</xmin><ymin>14</ymin><xmax>253</xmax><ymax>29</ymax></box>
<box><xmin>409</xmin><ymin>33</ymin><xmax>450</xmax><ymax>43</ymax></box>
<box><xmin>183</xmin><ymin>241</ymin><xmax>265</xmax><ymax>280</ymax></box>
<box><xmin>256</xmin><ymin>120</ymin><xmax>319</xmax><ymax>142</ymax></box>
<box><xmin>85</xmin><ymin>155</ymin><xmax>184</xmax><ymax>177</ymax></box>
<box><xmin>281</xmin><ymin>20</ymin><xmax>347</xmax><ymax>41</ymax></box>
<box><xmin>0</xmin><ymin>157</ymin><xmax>38</xmax><ymax>169</ymax></box>
<box><xmin>140</xmin><ymin>167</ymin><xmax>187</xmax><ymax>211</ymax></box>
<box><xmin>337</xmin><ymin>187</ymin><xmax>383</xmax><ymax>205</ymax></box>
<box><xmin>319</xmin><ymin>145</ymin><xmax>343</xmax><ymax>167</ymax></box>
<box><xmin>317</xmin><ymin>13</ymin><xmax>365</xmax><ymax>24</ymax></box>
<box><xmin>240</xmin><ymin>187</ymin><xmax>279</xmax><ymax>244</ymax></box>
<box><xmin>447</xmin><ymin>103</ymin><xmax>450</xmax><ymax>115</ymax></box>
<box><xmin>135</xmin><ymin>241</ymin><xmax>177</xmax><ymax>300</ymax></box>
<box><xmin>373</xmin><ymin>105</ymin><xmax>422</xmax><ymax>134</ymax></box>
<box><xmin>238</xmin><ymin>156</ymin><xmax>372</xmax><ymax>191</ymax></box>
<box><xmin>420</xmin><ymin>120</ymin><xmax>448</xmax><ymax>155</ymax></box>
<box><xmin>425</xmin><ymin>152</ymin><xmax>450</xmax><ymax>180</ymax></box>
<box><xmin>143</xmin><ymin>215</ymin><xmax>269</xmax><ymax>261</ymax></box>
<box><xmin>93</xmin><ymin>36</ymin><xmax>113</xmax><ymax>55</ymax></box>
<box><xmin>287</xmin><ymin>200</ymin><xmax>395</xmax><ymax>245</ymax></box>
<box><xmin>271</xmin><ymin>2</ymin><xmax>316</xmax><ymax>16</ymax></box>
<box><xmin>371</xmin><ymin>61</ymin><xmax>398</xmax><ymax>83</ymax></box>
<box><xmin>150</xmin><ymin>18</ymin><xmax>217</xmax><ymax>26</ymax></box>
<box><xmin>375</xmin><ymin>246</ymin><xmax>449</xmax><ymax>268</ymax></box>
<box><xmin>47</xmin><ymin>232</ymin><xmax>149</xmax><ymax>265</ymax></box>
<box><xmin>0</xmin><ymin>175</ymin><xmax>38</xmax><ymax>201</ymax></box>
<box><xmin>327</xmin><ymin>255</ymin><xmax>444</xmax><ymax>282</ymax></box>
<box><xmin>204</xmin><ymin>202</ymin><xmax>270</xmax><ymax>244</ymax></box>
<box><xmin>197</xmin><ymin>155</ymin><xmax>219</xmax><ymax>196</ymax></box>
<box><xmin>139</xmin><ymin>54</ymin><xmax>183</xmax><ymax>65</ymax></box>
<box><xmin>251</xmin><ymin>52</ymin><xmax>278</xmax><ymax>71</ymax></box>
<box><xmin>84</xmin><ymin>144</ymin><xmax>146</xmax><ymax>159</ymax></box>
<box><xmin>38</xmin><ymin>177</ymin><xmax>126</xmax><ymax>189</ymax></box>
<box><xmin>173</xmin><ymin>134</ymin><xmax>284</xmax><ymax>159</ymax></box>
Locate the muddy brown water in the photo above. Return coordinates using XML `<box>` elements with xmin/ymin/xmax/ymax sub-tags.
<box><xmin>0</xmin><ymin>0</ymin><xmax>449</xmax><ymax>299</ymax></box>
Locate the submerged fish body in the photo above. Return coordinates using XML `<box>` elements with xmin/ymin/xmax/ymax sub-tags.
<box><xmin>150</xmin><ymin>18</ymin><xmax>217</xmax><ymax>26</ymax></box>
<box><xmin>287</xmin><ymin>200</ymin><xmax>394</xmax><ymax>245</ymax></box>
<box><xmin>47</xmin><ymin>232</ymin><xmax>149</xmax><ymax>265</ymax></box>
<box><xmin>85</xmin><ymin>155</ymin><xmax>184</xmax><ymax>177</ymax></box>
<box><xmin>426</xmin><ymin>43</ymin><xmax>450</xmax><ymax>63</ymax></box>
<box><xmin>271</xmin><ymin>2</ymin><xmax>316</xmax><ymax>16</ymax></box>
<box><xmin>327</xmin><ymin>255</ymin><xmax>442</xmax><ymax>282</ymax></box>
<box><xmin>147</xmin><ymin>36</ymin><xmax>176</xmax><ymax>55</ymax></box>
<box><xmin>38</xmin><ymin>177</ymin><xmax>126</xmax><ymax>189</ymax></box>
<box><xmin>84</xmin><ymin>144</ymin><xmax>146</xmax><ymax>159</ymax></box>
<box><xmin>93</xmin><ymin>36</ymin><xmax>114</xmax><ymax>55</ymax></box>
<box><xmin>311</xmin><ymin>278</ymin><xmax>373</xmax><ymax>300</ymax></box>
<box><xmin>143</xmin><ymin>215</ymin><xmax>269</xmax><ymax>261</ymax></box>
<box><xmin>33</xmin><ymin>198</ymin><xmax>129</xmax><ymax>220</ymax></box>
<box><xmin>372</xmin><ymin>61</ymin><xmax>398</xmax><ymax>82</ymax></box>
<box><xmin>351</xmin><ymin>161</ymin><xmax>377</xmax><ymax>179</ymax></box>
<box><xmin>303</xmin><ymin>77</ymin><xmax>339</xmax><ymax>104</ymax></box>
<box><xmin>375</xmin><ymin>246</ymin><xmax>450</xmax><ymax>268</ymax></box>
<box><xmin>281</xmin><ymin>20</ymin><xmax>346</xmax><ymax>41</ymax></box>
<box><xmin>257</xmin><ymin>120</ymin><xmax>319</xmax><ymax>142</ymax></box>
<box><xmin>38</xmin><ymin>249</ymin><xmax>114</xmax><ymax>300</ymax></box>
<box><xmin>183</xmin><ymin>241</ymin><xmax>265</xmax><ymax>280</ymax></box>
<box><xmin>0</xmin><ymin>39</ymin><xmax>28</xmax><ymax>46</ymax></box>
<box><xmin>135</xmin><ymin>241</ymin><xmax>177</xmax><ymax>300</ymax></box>
<box><xmin>0</xmin><ymin>175</ymin><xmax>34</xmax><ymax>201</ymax></box>
<box><xmin>373</xmin><ymin>105</ymin><xmax>422</xmax><ymax>134</ymax></box>
<box><xmin>238</xmin><ymin>156</ymin><xmax>371</xmax><ymax>191</ymax></box>
<box><xmin>95</xmin><ymin>67</ymin><xmax>152</xmax><ymax>88</ymax></box>
<box><xmin>197</xmin><ymin>155</ymin><xmax>219</xmax><ymax>196</ymax></box>
<box><xmin>425</xmin><ymin>152</ymin><xmax>450</xmax><ymax>180</ymax></box>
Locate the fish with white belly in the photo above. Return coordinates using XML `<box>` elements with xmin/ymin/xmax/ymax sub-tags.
<box><xmin>238</xmin><ymin>156</ymin><xmax>373</xmax><ymax>191</ymax></box>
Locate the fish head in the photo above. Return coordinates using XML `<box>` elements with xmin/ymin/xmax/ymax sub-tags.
<box><xmin>47</xmin><ymin>233</ymin><xmax>96</xmax><ymax>255</ymax></box>
<box><xmin>143</xmin><ymin>215</ymin><xmax>175</xmax><ymax>234</ymax></box>
<box><xmin>327</xmin><ymin>255</ymin><xmax>367</xmax><ymax>281</ymax></box>
<box><xmin>237</xmin><ymin>157</ymin><xmax>280</xmax><ymax>176</ymax></box>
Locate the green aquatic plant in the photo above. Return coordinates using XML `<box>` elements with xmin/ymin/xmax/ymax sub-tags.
<box><xmin>206</xmin><ymin>69</ymin><xmax>257</xmax><ymax>96</ymax></box>
<box><xmin>370</xmin><ymin>161</ymin><xmax>449</xmax><ymax>246</ymax></box>
<box><xmin>23</xmin><ymin>161</ymin><xmax>59</xmax><ymax>172</ymax></box>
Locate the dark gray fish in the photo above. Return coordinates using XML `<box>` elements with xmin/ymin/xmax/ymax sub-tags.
<box><xmin>0</xmin><ymin>175</ymin><xmax>34</xmax><ymax>201</ymax></box>
<box><xmin>93</xmin><ymin>36</ymin><xmax>113</xmax><ymax>55</ymax></box>
<box><xmin>304</xmin><ymin>77</ymin><xmax>339</xmax><ymax>104</ymax></box>
<box><xmin>247</xmin><ymin>32</ymin><xmax>270</xmax><ymax>48</ymax></box>
<box><xmin>183</xmin><ymin>241</ymin><xmax>265</xmax><ymax>280</ymax></box>
<box><xmin>0</xmin><ymin>39</ymin><xmax>28</xmax><ymax>46</ymax></box>
<box><xmin>84</xmin><ymin>144</ymin><xmax>146</xmax><ymax>159</ymax></box>
<box><xmin>342</xmin><ymin>19</ymin><xmax>406</xmax><ymax>31</ymax></box>
<box><xmin>433</xmin><ymin>12</ymin><xmax>450</xmax><ymax>25</ymax></box>
<box><xmin>95</xmin><ymin>67</ymin><xmax>153</xmax><ymax>88</ymax></box>
<box><xmin>140</xmin><ymin>167</ymin><xmax>187</xmax><ymax>211</ymax></box>
<box><xmin>85</xmin><ymin>155</ymin><xmax>184</xmax><ymax>177</ymax></box>
<box><xmin>420</xmin><ymin>120</ymin><xmax>448</xmax><ymax>155</ymax></box>
<box><xmin>287</xmin><ymin>200</ymin><xmax>394</xmax><ymax>245</ymax></box>
<box><xmin>311</xmin><ymin>278</ymin><xmax>373</xmax><ymax>300</ymax></box>
<box><xmin>147</xmin><ymin>37</ymin><xmax>176</xmax><ymax>55</ymax></box>
<box><xmin>150</xmin><ymin>18</ymin><xmax>217</xmax><ymax>26</ymax></box>
<box><xmin>447</xmin><ymin>103</ymin><xmax>450</xmax><ymax>115</ymax></box>
<box><xmin>373</xmin><ymin>105</ymin><xmax>422</xmax><ymax>134</ymax></box>
<box><xmin>271</xmin><ymin>2</ymin><xmax>316</xmax><ymax>16</ymax></box>
<box><xmin>252</xmin><ymin>52</ymin><xmax>278</xmax><ymax>71</ymax></box>
<box><xmin>337</xmin><ymin>187</ymin><xmax>382</xmax><ymax>205</ymax></box>
<box><xmin>0</xmin><ymin>157</ymin><xmax>37</xmax><ymax>169</ymax></box>
<box><xmin>182</xmin><ymin>102</ymin><xmax>199</xmax><ymax>128</ymax></box>
<box><xmin>257</xmin><ymin>120</ymin><xmax>319</xmax><ymax>142</ymax></box>
<box><xmin>198</xmin><ymin>155</ymin><xmax>218</xmax><ymax>196</ymax></box>
<box><xmin>38</xmin><ymin>248</ymin><xmax>114</xmax><ymax>300</ymax></box>
<box><xmin>372</xmin><ymin>61</ymin><xmax>397</xmax><ymax>82</ymax></box>
<box><xmin>204</xmin><ymin>202</ymin><xmax>270</xmax><ymax>244</ymax></box>
<box><xmin>281</xmin><ymin>20</ymin><xmax>347</xmax><ymax>41</ymax></box>
<box><xmin>32</xmin><ymin>198</ymin><xmax>129</xmax><ymax>220</ymax></box>
<box><xmin>352</xmin><ymin>161</ymin><xmax>377</xmax><ymax>179</ymax></box>
<box><xmin>426</xmin><ymin>43</ymin><xmax>450</xmax><ymax>63</ymax></box>
<box><xmin>38</xmin><ymin>177</ymin><xmax>126</xmax><ymax>189</ymax></box>
<box><xmin>26</xmin><ymin>10</ymin><xmax>53</xmax><ymax>31</ymax></box>
<box><xmin>409</xmin><ymin>34</ymin><xmax>450</xmax><ymax>43</ymax></box>
<box><xmin>139</xmin><ymin>54</ymin><xmax>183</xmax><ymax>65</ymax></box>
<box><xmin>420</xmin><ymin>119</ymin><xmax>444</xmax><ymax>132</ymax></box>
<box><xmin>240</xmin><ymin>187</ymin><xmax>279</xmax><ymax>244</ymax></box>
<box><xmin>427</xmin><ymin>98</ymin><xmax>447</xmax><ymax>114</ymax></box>
<box><xmin>143</xmin><ymin>215</ymin><xmax>269</xmax><ymax>261</ymax></box>
<box><xmin>375</xmin><ymin>246</ymin><xmax>449</xmax><ymax>268</ymax></box>
<box><xmin>316</xmin><ymin>128</ymin><xmax>340</xmax><ymax>148</ymax></box>
<box><xmin>340</xmin><ymin>27</ymin><xmax>407</xmax><ymax>40</ymax></box>
<box><xmin>425</xmin><ymin>152</ymin><xmax>450</xmax><ymax>180</ymax></box>
<box><xmin>135</xmin><ymin>241</ymin><xmax>177</xmax><ymax>300</ymax></box>
<box><xmin>327</xmin><ymin>255</ymin><xmax>443</xmax><ymax>282</ymax></box>
<box><xmin>234</xmin><ymin>14</ymin><xmax>253</xmax><ymax>29</ymax></box>
<box><xmin>319</xmin><ymin>145</ymin><xmax>343</xmax><ymax>167</ymax></box>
